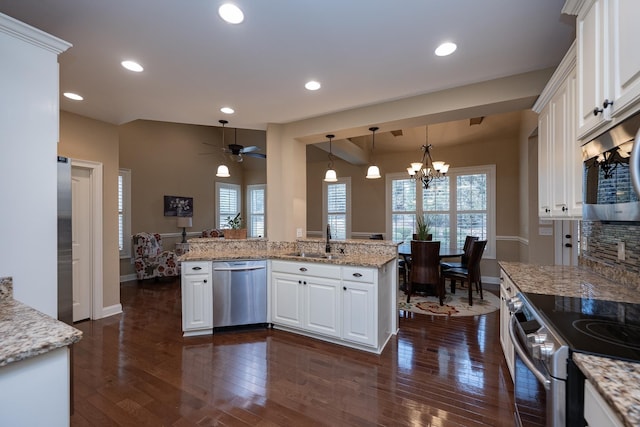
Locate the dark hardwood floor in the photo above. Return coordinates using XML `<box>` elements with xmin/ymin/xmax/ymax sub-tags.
<box><xmin>70</xmin><ymin>278</ymin><xmax>514</xmax><ymax>426</ymax></box>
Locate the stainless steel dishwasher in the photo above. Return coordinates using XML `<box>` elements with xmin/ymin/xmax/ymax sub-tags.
<box><xmin>211</xmin><ymin>260</ymin><xmax>267</xmax><ymax>328</ymax></box>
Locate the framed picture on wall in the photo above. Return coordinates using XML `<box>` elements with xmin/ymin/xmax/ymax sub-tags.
<box><xmin>164</xmin><ymin>195</ymin><xmax>193</xmax><ymax>217</ymax></box>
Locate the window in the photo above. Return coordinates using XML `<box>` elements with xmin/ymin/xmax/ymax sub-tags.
<box><xmin>387</xmin><ymin>165</ymin><xmax>495</xmax><ymax>258</ymax></box>
<box><xmin>246</xmin><ymin>184</ymin><xmax>266</xmax><ymax>237</ymax></box>
<box><xmin>216</xmin><ymin>182</ymin><xmax>241</xmax><ymax>229</ymax></box>
<box><xmin>323</xmin><ymin>178</ymin><xmax>351</xmax><ymax>240</ymax></box>
<box><xmin>118</xmin><ymin>169</ymin><xmax>131</xmax><ymax>258</ymax></box>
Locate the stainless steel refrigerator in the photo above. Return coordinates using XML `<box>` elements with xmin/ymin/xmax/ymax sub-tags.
<box><xmin>57</xmin><ymin>156</ymin><xmax>73</xmax><ymax>325</ymax></box>
<box><xmin>57</xmin><ymin>156</ymin><xmax>74</xmax><ymax>414</ymax></box>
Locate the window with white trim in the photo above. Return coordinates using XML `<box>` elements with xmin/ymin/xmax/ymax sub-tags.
<box><xmin>323</xmin><ymin>178</ymin><xmax>351</xmax><ymax>240</ymax></box>
<box><xmin>387</xmin><ymin>165</ymin><xmax>495</xmax><ymax>258</ymax></box>
<box><xmin>118</xmin><ymin>168</ymin><xmax>132</xmax><ymax>258</ymax></box>
<box><xmin>246</xmin><ymin>184</ymin><xmax>266</xmax><ymax>238</ymax></box>
<box><xmin>216</xmin><ymin>182</ymin><xmax>241</xmax><ymax>229</ymax></box>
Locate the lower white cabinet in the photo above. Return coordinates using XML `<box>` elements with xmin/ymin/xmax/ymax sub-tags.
<box><xmin>271</xmin><ymin>260</ymin><xmax>390</xmax><ymax>353</ymax></box>
<box><xmin>584</xmin><ymin>380</ymin><xmax>624</xmax><ymax>427</ymax></box>
<box><xmin>271</xmin><ymin>270</ymin><xmax>341</xmax><ymax>338</ymax></box>
<box><xmin>181</xmin><ymin>261</ymin><xmax>213</xmax><ymax>336</ymax></box>
<box><xmin>499</xmin><ymin>269</ymin><xmax>517</xmax><ymax>381</ymax></box>
<box><xmin>342</xmin><ymin>280</ymin><xmax>375</xmax><ymax>346</ymax></box>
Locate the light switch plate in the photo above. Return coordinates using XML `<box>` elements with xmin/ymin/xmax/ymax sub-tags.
<box><xmin>296</xmin><ymin>228</ymin><xmax>303</xmax><ymax>238</ymax></box>
<box><xmin>618</xmin><ymin>241</ymin><xmax>625</xmax><ymax>261</ymax></box>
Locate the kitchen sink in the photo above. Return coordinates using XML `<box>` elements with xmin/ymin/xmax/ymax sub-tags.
<box><xmin>286</xmin><ymin>252</ymin><xmax>344</xmax><ymax>259</ymax></box>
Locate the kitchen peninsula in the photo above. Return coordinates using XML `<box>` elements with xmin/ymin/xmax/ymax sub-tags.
<box><xmin>0</xmin><ymin>277</ymin><xmax>82</xmax><ymax>426</ymax></box>
<box><xmin>179</xmin><ymin>238</ymin><xmax>399</xmax><ymax>354</ymax></box>
<box><xmin>499</xmin><ymin>262</ymin><xmax>640</xmax><ymax>427</ymax></box>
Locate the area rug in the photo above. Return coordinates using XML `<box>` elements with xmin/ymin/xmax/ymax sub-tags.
<box><xmin>398</xmin><ymin>288</ymin><xmax>500</xmax><ymax>317</ymax></box>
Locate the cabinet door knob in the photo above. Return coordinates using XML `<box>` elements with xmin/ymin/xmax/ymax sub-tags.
<box><xmin>603</xmin><ymin>99</ymin><xmax>613</xmax><ymax>109</ymax></box>
<box><xmin>565</xmin><ymin>234</ymin><xmax>571</xmax><ymax>239</ymax></box>
<box><xmin>298</xmin><ymin>280</ymin><xmax>302</xmax><ymax>284</ymax></box>
<box><xmin>562</xmin><ymin>206</ymin><xmax>568</xmax><ymax>212</ymax></box>
<box><xmin>593</xmin><ymin>106</ymin><xmax>603</xmax><ymax>116</ymax></box>
<box><xmin>565</xmin><ymin>243</ymin><xmax>572</xmax><ymax>248</ymax></box>
<box><xmin>303</xmin><ymin>281</ymin><xmax>307</xmax><ymax>285</ymax></box>
<box><xmin>203</xmin><ymin>279</ymin><xmax>207</xmax><ymax>283</ymax></box>
<box><xmin>545</xmin><ymin>208</ymin><xmax>550</xmax><ymax>213</ymax></box>
<box><xmin>343</xmin><ymin>286</ymin><xmax>347</xmax><ymax>291</ymax></box>
<box><xmin>506</xmin><ymin>287</ymin><xmax>511</xmax><ymax>292</ymax></box>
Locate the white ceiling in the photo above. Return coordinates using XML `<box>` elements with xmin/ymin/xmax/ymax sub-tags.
<box><xmin>0</xmin><ymin>0</ymin><xmax>574</xmax><ymax>132</ymax></box>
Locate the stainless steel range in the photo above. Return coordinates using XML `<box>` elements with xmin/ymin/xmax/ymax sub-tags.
<box><xmin>509</xmin><ymin>291</ymin><xmax>640</xmax><ymax>427</ymax></box>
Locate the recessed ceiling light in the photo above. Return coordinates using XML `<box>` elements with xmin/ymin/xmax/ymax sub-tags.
<box><xmin>121</xmin><ymin>60</ymin><xmax>144</xmax><ymax>72</ymax></box>
<box><xmin>435</xmin><ymin>42</ymin><xmax>457</xmax><ymax>57</ymax></box>
<box><xmin>220</xmin><ymin>107</ymin><xmax>235</xmax><ymax>114</ymax></box>
<box><xmin>63</xmin><ymin>92</ymin><xmax>83</xmax><ymax>101</ymax></box>
<box><xmin>218</xmin><ymin>3</ymin><xmax>244</xmax><ymax>24</ymax></box>
<box><xmin>305</xmin><ymin>81</ymin><xmax>321</xmax><ymax>91</ymax></box>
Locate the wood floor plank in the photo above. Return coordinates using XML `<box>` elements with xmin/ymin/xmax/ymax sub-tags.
<box><xmin>71</xmin><ymin>278</ymin><xmax>514</xmax><ymax>426</ymax></box>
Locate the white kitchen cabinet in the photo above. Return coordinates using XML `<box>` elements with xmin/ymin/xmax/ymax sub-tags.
<box><xmin>271</xmin><ymin>260</ymin><xmax>391</xmax><ymax>353</ymax></box>
<box><xmin>181</xmin><ymin>261</ymin><xmax>213</xmax><ymax>336</ymax></box>
<box><xmin>533</xmin><ymin>42</ymin><xmax>582</xmax><ymax>219</ymax></box>
<box><xmin>499</xmin><ymin>270</ymin><xmax>517</xmax><ymax>382</ymax></box>
<box><xmin>342</xmin><ymin>266</ymin><xmax>377</xmax><ymax>347</ymax></box>
<box><xmin>569</xmin><ymin>0</ymin><xmax>640</xmax><ymax>140</ymax></box>
<box><xmin>584</xmin><ymin>380</ymin><xmax>624</xmax><ymax>427</ymax></box>
<box><xmin>271</xmin><ymin>261</ymin><xmax>342</xmax><ymax>337</ymax></box>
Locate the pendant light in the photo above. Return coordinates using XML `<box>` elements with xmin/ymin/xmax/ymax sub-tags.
<box><xmin>366</xmin><ymin>126</ymin><xmax>381</xmax><ymax>179</ymax></box>
<box><xmin>324</xmin><ymin>134</ymin><xmax>338</xmax><ymax>182</ymax></box>
<box><xmin>216</xmin><ymin>119</ymin><xmax>231</xmax><ymax>178</ymax></box>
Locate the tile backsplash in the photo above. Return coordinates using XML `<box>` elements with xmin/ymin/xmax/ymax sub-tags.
<box><xmin>580</xmin><ymin>221</ymin><xmax>640</xmax><ymax>289</ymax></box>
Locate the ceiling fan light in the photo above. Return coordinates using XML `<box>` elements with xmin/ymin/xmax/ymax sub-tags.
<box><xmin>435</xmin><ymin>42</ymin><xmax>457</xmax><ymax>57</ymax></box>
<box><xmin>216</xmin><ymin>164</ymin><xmax>230</xmax><ymax>177</ymax></box>
<box><xmin>220</xmin><ymin>107</ymin><xmax>234</xmax><ymax>114</ymax></box>
<box><xmin>324</xmin><ymin>169</ymin><xmax>337</xmax><ymax>182</ymax></box>
<box><xmin>366</xmin><ymin>165</ymin><xmax>381</xmax><ymax>179</ymax></box>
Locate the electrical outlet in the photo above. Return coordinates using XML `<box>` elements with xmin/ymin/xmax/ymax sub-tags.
<box><xmin>618</xmin><ymin>241</ymin><xmax>625</xmax><ymax>261</ymax></box>
<box><xmin>296</xmin><ymin>228</ymin><xmax>303</xmax><ymax>238</ymax></box>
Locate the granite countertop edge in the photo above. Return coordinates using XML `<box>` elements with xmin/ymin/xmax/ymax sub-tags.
<box><xmin>498</xmin><ymin>261</ymin><xmax>640</xmax><ymax>427</ymax></box>
<box><xmin>0</xmin><ymin>298</ymin><xmax>83</xmax><ymax>368</ymax></box>
<box><xmin>180</xmin><ymin>250</ymin><xmax>397</xmax><ymax>269</ymax></box>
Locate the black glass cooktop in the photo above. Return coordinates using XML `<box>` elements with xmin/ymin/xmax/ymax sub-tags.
<box><xmin>523</xmin><ymin>293</ymin><xmax>640</xmax><ymax>363</ymax></box>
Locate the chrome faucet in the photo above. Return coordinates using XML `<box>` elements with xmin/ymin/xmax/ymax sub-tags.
<box><xmin>326</xmin><ymin>224</ymin><xmax>331</xmax><ymax>253</ymax></box>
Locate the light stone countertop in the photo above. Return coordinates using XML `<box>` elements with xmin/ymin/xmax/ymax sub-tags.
<box><xmin>573</xmin><ymin>353</ymin><xmax>640</xmax><ymax>427</ymax></box>
<box><xmin>0</xmin><ymin>277</ymin><xmax>82</xmax><ymax>368</ymax></box>
<box><xmin>180</xmin><ymin>248</ymin><xmax>397</xmax><ymax>269</ymax></box>
<box><xmin>499</xmin><ymin>262</ymin><xmax>640</xmax><ymax>427</ymax></box>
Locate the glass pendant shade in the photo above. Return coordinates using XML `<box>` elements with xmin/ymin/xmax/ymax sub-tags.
<box><xmin>366</xmin><ymin>165</ymin><xmax>381</xmax><ymax>179</ymax></box>
<box><xmin>216</xmin><ymin>164</ymin><xmax>230</xmax><ymax>177</ymax></box>
<box><xmin>324</xmin><ymin>169</ymin><xmax>338</xmax><ymax>182</ymax></box>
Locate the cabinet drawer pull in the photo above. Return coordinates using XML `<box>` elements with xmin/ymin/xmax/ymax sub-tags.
<box><xmin>192</xmin><ymin>266</ymin><xmax>202</xmax><ymax>271</ymax></box>
<box><xmin>352</xmin><ymin>272</ymin><xmax>363</xmax><ymax>277</ymax></box>
<box><xmin>299</xmin><ymin>267</ymin><xmax>308</xmax><ymax>272</ymax></box>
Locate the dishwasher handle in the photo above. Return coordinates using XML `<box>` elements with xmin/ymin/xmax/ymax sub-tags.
<box><xmin>213</xmin><ymin>265</ymin><xmax>266</xmax><ymax>272</ymax></box>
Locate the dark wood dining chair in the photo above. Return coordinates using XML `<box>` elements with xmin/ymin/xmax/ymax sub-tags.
<box><xmin>440</xmin><ymin>235</ymin><xmax>478</xmax><ymax>270</ymax></box>
<box><xmin>406</xmin><ymin>240</ymin><xmax>442</xmax><ymax>305</ymax></box>
<box><xmin>440</xmin><ymin>240</ymin><xmax>487</xmax><ymax>306</ymax></box>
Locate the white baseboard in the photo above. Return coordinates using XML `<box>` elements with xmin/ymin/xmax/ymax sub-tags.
<box><xmin>120</xmin><ymin>273</ymin><xmax>137</xmax><ymax>283</ymax></box>
<box><xmin>98</xmin><ymin>303</ymin><xmax>122</xmax><ymax>319</ymax></box>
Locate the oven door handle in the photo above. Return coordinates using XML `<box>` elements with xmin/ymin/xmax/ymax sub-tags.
<box><xmin>509</xmin><ymin>315</ymin><xmax>551</xmax><ymax>390</ymax></box>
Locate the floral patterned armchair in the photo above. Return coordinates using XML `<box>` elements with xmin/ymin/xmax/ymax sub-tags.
<box><xmin>202</xmin><ymin>229</ymin><xmax>224</xmax><ymax>238</ymax></box>
<box><xmin>132</xmin><ymin>232</ymin><xmax>180</xmax><ymax>281</ymax></box>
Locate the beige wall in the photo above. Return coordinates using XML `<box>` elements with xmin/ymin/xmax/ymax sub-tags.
<box><xmin>119</xmin><ymin>120</ymin><xmax>266</xmax><ymax>275</ymax></box>
<box><xmin>58</xmin><ymin>111</ymin><xmax>121</xmax><ymax>309</ymax></box>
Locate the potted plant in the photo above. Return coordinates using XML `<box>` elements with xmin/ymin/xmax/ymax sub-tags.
<box><xmin>414</xmin><ymin>214</ymin><xmax>432</xmax><ymax>241</ymax></box>
<box><xmin>223</xmin><ymin>213</ymin><xmax>247</xmax><ymax>239</ymax></box>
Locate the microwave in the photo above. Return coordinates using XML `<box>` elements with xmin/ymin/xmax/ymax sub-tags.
<box><xmin>582</xmin><ymin>111</ymin><xmax>640</xmax><ymax>221</ymax></box>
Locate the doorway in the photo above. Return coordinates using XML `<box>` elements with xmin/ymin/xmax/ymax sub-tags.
<box><xmin>71</xmin><ymin>160</ymin><xmax>103</xmax><ymax>320</ymax></box>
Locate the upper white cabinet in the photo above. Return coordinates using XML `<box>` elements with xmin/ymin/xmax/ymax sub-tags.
<box><xmin>533</xmin><ymin>42</ymin><xmax>583</xmax><ymax>219</ymax></box>
<box><xmin>567</xmin><ymin>0</ymin><xmax>640</xmax><ymax>140</ymax></box>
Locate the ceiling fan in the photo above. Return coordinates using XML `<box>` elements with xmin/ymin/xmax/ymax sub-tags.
<box><xmin>201</xmin><ymin>120</ymin><xmax>266</xmax><ymax>162</ymax></box>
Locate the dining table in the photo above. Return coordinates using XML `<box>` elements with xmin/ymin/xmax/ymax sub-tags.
<box><xmin>397</xmin><ymin>242</ymin><xmax>464</xmax><ymax>296</ymax></box>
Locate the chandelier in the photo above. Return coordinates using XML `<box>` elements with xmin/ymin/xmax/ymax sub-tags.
<box><xmin>406</xmin><ymin>126</ymin><xmax>450</xmax><ymax>189</ymax></box>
